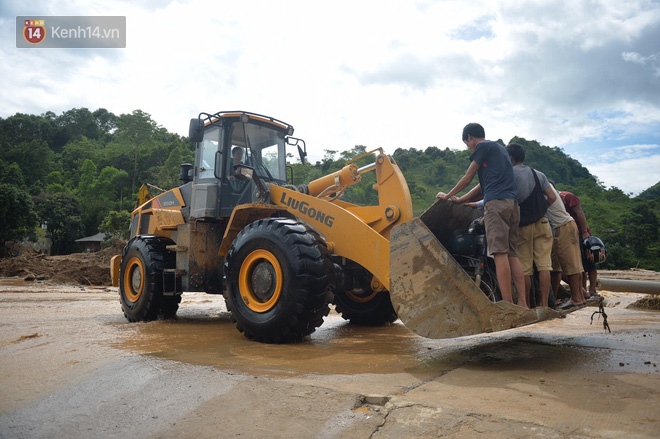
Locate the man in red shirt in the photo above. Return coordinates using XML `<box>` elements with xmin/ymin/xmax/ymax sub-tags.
<box><xmin>560</xmin><ymin>191</ymin><xmax>598</xmax><ymax>298</ymax></box>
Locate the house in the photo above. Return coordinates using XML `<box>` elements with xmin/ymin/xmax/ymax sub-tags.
<box><xmin>75</xmin><ymin>232</ymin><xmax>107</xmax><ymax>252</ymax></box>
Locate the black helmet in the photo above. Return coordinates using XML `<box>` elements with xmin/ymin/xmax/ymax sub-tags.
<box><xmin>584</xmin><ymin>236</ymin><xmax>607</xmax><ymax>264</ymax></box>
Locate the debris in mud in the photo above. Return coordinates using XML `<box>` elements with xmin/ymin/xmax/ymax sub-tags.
<box><xmin>12</xmin><ymin>333</ymin><xmax>42</xmax><ymax>344</ymax></box>
<box><xmin>0</xmin><ymin>238</ymin><xmax>125</xmax><ymax>286</ymax></box>
<box><xmin>627</xmin><ymin>296</ymin><xmax>660</xmax><ymax>311</ymax></box>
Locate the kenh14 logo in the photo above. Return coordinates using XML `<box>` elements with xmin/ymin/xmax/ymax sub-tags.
<box><xmin>24</xmin><ymin>20</ymin><xmax>46</xmax><ymax>44</ymax></box>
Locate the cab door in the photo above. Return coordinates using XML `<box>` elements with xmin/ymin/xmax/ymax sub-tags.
<box><xmin>219</xmin><ymin>121</ymin><xmax>256</xmax><ymax>216</ymax></box>
<box><xmin>190</xmin><ymin>124</ymin><xmax>223</xmax><ymax>218</ymax></box>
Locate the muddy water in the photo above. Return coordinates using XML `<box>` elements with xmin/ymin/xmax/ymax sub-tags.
<box><xmin>113</xmin><ymin>300</ymin><xmax>658</xmax><ymax>379</ymax></box>
<box><xmin>3</xmin><ymin>279</ymin><xmax>656</xmax><ymax>383</ymax></box>
<box><xmin>114</xmin><ymin>313</ymin><xmax>439</xmax><ymax>378</ymax></box>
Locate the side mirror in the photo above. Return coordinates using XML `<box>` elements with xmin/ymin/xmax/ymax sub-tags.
<box><xmin>234</xmin><ymin>164</ymin><xmax>254</xmax><ymax>181</ymax></box>
<box><xmin>179</xmin><ymin>163</ymin><xmax>193</xmax><ymax>184</ymax></box>
<box><xmin>297</xmin><ymin>145</ymin><xmax>307</xmax><ymax>166</ymax></box>
<box><xmin>286</xmin><ymin>137</ymin><xmax>307</xmax><ymax>165</ymax></box>
<box><xmin>233</xmin><ymin>164</ymin><xmax>269</xmax><ymax>203</ymax></box>
<box><xmin>188</xmin><ymin>118</ymin><xmax>204</xmax><ymax>143</ymax></box>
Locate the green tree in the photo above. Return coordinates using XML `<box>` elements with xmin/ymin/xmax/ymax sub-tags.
<box><xmin>112</xmin><ymin>110</ymin><xmax>159</xmax><ymax>195</ymax></box>
<box><xmin>0</xmin><ymin>161</ymin><xmax>26</xmax><ymax>187</ymax></box>
<box><xmin>92</xmin><ymin>108</ymin><xmax>117</xmax><ymax>135</ymax></box>
<box><xmin>77</xmin><ymin>159</ymin><xmax>97</xmax><ymax>200</ymax></box>
<box><xmin>59</xmin><ymin>137</ymin><xmax>103</xmax><ymax>178</ymax></box>
<box><xmin>0</xmin><ymin>113</ymin><xmax>57</xmax><ymax>150</ymax></box>
<box><xmin>619</xmin><ymin>204</ymin><xmax>660</xmax><ymax>258</ymax></box>
<box><xmin>35</xmin><ymin>192</ymin><xmax>84</xmax><ymax>255</ymax></box>
<box><xmin>45</xmin><ymin>171</ymin><xmax>69</xmax><ymax>194</ymax></box>
<box><xmin>54</xmin><ymin>108</ymin><xmax>101</xmax><ymax>148</ymax></box>
<box><xmin>75</xmin><ymin>161</ymin><xmax>130</xmax><ymax>235</ymax></box>
<box><xmin>99</xmin><ymin>210</ymin><xmax>132</xmax><ymax>239</ymax></box>
<box><xmin>0</xmin><ymin>139</ymin><xmax>55</xmax><ymax>190</ymax></box>
<box><xmin>155</xmin><ymin>146</ymin><xmax>185</xmax><ymax>189</ymax></box>
<box><xmin>0</xmin><ymin>183</ymin><xmax>39</xmax><ymax>248</ymax></box>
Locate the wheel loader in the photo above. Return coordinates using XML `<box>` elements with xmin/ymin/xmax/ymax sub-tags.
<box><xmin>110</xmin><ymin>111</ymin><xmax>571</xmax><ymax>343</ymax></box>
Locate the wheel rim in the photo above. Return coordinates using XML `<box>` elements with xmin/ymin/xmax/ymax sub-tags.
<box><xmin>477</xmin><ymin>274</ymin><xmax>497</xmax><ymax>302</ymax></box>
<box><xmin>239</xmin><ymin>249</ymin><xmax>283</xmax><ymax>313</ymax></box>
<box><xmin>123</xmin><ymin>257</ymin><xmax>145</xmax><ymax>303</ymax></box>
<box><xmin>345</xmin><ymin>288</ymin><xmax>379</xmax><ymax>303</ymax></box>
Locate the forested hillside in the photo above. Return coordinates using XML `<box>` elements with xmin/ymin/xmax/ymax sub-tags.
<box><xmin>1</xmin><ymin>108</ymin><xmax>658</xmax><ymax>270</ymax></box>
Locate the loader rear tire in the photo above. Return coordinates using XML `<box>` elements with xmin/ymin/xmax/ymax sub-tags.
<box><xmin>224</xmin><ymin>218</ymin><xmax>333</xmax><ymax>343</ymax></box>
<box><xmin>333</xmin><ymin>289</ymin><xmax>398</xmax><ymax>326</ymax></box>
<box><xmin>119</xmin><ymin>236</ymin><xmax>178</xmax><ymax>322</ymax></box>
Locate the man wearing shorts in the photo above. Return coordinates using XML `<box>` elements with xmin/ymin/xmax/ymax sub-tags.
<box><xmin>561</xmin><ymin>190</ymin><xmax>598</xmax><ymax>299</ymax></box>
<box><xmin>507</xmin><ymin>143</ymin><xmax>557</xmax><ymax>308</ymax></box>
<box><xmin>546</xmin><ymin>185</ymin><xmax>586</xmax><ymax>308</ymax></box>
<box><xmin>437</xmin><ymin>123</ymin><xmax>526</xmax><ymax>307</ymax></box>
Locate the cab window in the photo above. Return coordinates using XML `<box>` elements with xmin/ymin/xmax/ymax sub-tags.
<box><xmin>199</xmin><ymin>126</ymin><xmax>220</xmax><ymax>180</ymax></box>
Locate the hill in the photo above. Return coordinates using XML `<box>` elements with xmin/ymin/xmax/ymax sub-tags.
<box><xmin>1</xmin><ymin>108</ymin><xmax>658</xmax><ymax>270</ymax></box>
<box><xmin>637</xmin><ymin>181</ymin><xmax>660</xmax><ymax>200</ymax></box>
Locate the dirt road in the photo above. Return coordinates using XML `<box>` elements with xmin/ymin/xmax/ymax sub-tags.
<box><xmin>1</xmin><ymin>277</ymin><xmax>659</xmax><ymax>438</ymax></box>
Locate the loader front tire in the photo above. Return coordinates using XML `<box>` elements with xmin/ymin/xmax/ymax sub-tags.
<box><xmin>119</xmin><ymin>236</ymin><xmax>178</xmax><ymax>322</ymax></box>
<box><xmin>225</xmin><ymin>218</ymin><xmax>333</xmax><ymax>343</ymax></box>
<box><xmin>333</xmin><ymin>288</ymin><xmax>398</xmax><ymax>326</ymax></box>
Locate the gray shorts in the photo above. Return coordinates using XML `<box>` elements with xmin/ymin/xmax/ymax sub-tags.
<box><xmin>483</xmin><ymin>198</ymin><xmax>519</xmax><ymax>256</ymax></box>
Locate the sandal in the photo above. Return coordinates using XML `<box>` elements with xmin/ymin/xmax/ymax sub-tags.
<box><xmin>556</xmin><ymin>300</ymin><xmax>585</xmax><ymax>311</ymax></box>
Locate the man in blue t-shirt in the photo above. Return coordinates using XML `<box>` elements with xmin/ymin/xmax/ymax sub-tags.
<box><xmin>436</xmin><ymin>123</ymin><xmax>526</xmax><ymax>308</ymax></box>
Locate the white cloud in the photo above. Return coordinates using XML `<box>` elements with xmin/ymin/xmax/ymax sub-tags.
<box><xmin>1</xmin><ymin>0</ymin><xmax>660</xmax><ymax>194</ymax></box>
<box><xmin>622</xmin><ymin>50</ymin><xmax>660</xmax><ymax>76</ymax></box>
<box><xmin>613</xmin><ymin>143</ymin><xmax>660</xmax><ymax>155</ymax></box>
<box><xmin>585</xmin><ymin>154</ymin><xmax>660</xmax><ymax>194</ymax></box>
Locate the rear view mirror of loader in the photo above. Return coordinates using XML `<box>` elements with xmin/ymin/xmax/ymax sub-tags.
<box><xmin>286</xmin><ymin>137</ymin><xmax>307</xmax><ymax>165</ymax></box>
<box><xmin>297</xmin><ymin>145</ymin><xmax>307</xmax><ymax>165</ymax></box>
<box><xmin>188</xmin><ymin>118</ymin><xmax>204</xmax><ymax>143</ymax></box>
<box><xmin>234</xmin><ymin>164</ymin><xmax>254</xmax><ymax>180</ymax></box>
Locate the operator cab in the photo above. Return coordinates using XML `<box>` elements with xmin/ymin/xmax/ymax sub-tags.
<box><xmin>188</xmin><ymin>111</ymin><xmax>303</xmax><ymax>218</ymax></box>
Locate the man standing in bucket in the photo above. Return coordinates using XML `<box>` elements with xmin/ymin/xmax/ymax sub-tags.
<box><xmin>560</xmin><ymin>190</ymin><xmax>599</xmax><ymax>300</ymax></box>
<box><xmin>437</xmin><ymin>123</ymin><xmax>527</xmax><ymax>308</ymax></box>
<box><xmin>507</xmin><ymin>142</ymin><xmax>556</xmax><ymax>308</ymax></box>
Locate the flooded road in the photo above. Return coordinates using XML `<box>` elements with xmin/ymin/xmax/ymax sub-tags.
<box><xmin>116</xmin><ymin>306</ymin><xmax>659</xmax><ymax>378</ymax></box>
<box><xmin>1</xmin><ymin>281</ymin><xmax>659</xmax><ymax>438</ymax></box>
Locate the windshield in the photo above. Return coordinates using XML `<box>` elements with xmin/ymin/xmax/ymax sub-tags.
<box><xmin>229</xmin><ymin>121</ymin><xmax>286</xmax><ymax>181</ymax></box>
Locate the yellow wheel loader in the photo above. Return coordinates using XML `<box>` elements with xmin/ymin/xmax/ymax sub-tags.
<box><xmin>110</xmin><ymin>111</ymin><xmax>569</xmax><ymax>343</ymax></box>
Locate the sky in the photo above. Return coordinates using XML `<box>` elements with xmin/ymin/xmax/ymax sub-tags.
<box><xmin>1</xmin><ymin>0</ymin><xmax>660</xmax><ymax>195</ymax></box>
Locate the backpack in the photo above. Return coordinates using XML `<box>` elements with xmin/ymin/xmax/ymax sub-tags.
<box><xmin>519</xmin><ymin>169</ymin><xmax>547</xmax><ymax>226</ymax></box>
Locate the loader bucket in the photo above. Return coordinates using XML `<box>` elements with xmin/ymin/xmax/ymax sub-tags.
<box><xmin>389</xmin><ymin>199</ymin><xmax>563</xmax><ymax>339</ymax></box>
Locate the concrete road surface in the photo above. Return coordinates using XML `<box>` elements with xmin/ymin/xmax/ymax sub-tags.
<box><xmin>1</xmin><ymin>280</ymin><xmax>659</xmax><ymax>438</ymax></box>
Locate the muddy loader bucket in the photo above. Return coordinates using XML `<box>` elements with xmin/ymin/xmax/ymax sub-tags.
<box><xmin>389</xmin><ymin>199</ymin><xmax>562</xmax><ymax>339</ymax></box>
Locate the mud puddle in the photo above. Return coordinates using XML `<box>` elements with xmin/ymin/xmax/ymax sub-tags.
<box><xmin>0</xmin><ymin>277</ymin><xmax>112</xmax><ymax>295</ymax></box>
<box><xmin>112</xmin><ymin>308</ymin><xmax>658</xmax><ymax>379</ymax></box>
<box><xmin>114</xmin><ymin>313</ymin><xmax>438</xmax><ymax>378</ymax></box>
<box><xmin>0</xmin><ymin>277</ymin><xmax>39</xmax><ymax>288</ymax></box>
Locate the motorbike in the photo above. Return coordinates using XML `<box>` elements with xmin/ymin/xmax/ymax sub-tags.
<box><xmin>448</xmin><ymin>217</ymin><xmax>502</xmax><ymax>303</ymax></box>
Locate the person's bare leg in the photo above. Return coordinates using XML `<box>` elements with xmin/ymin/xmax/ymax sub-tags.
<box><xmin>581</xmin><ymin>271</ymin><xmax>589</xmax><ymax>298</ymax></box>
<box><xmin>524</xmin><ymin>275</ymin><xmax>532</xmax><ymax>298</ymax></box>
<box><xmin>588</xmin><ymin>269</ymin><xmax>598</xmax><ymax>295</ymax></box>
<box><xmin>509</xmin><ymin>256</ymin><xmax>527</xmax><ymax>308</ymax></box>
<box><xmin>493</xmin><ymin>253</ymin><xmax>513</xmax><ymax>304</ymax></box>
<box><xmin>568</xmin><ymin>273</ymin><xmax>585</xmax><ymax>305</ymax></box>
<box><xmin>551</xmin><ymin>271</ymin><xmax>561</xmax><ymax>300</ymax></box>
<box><xmin>580</xmin><ymin>272</ymin><xmax>595</xmax><ymax>299</ymax></box>
<box><xmin>538</xmin><ymin>270</ymin><xmax>550</xmax><ymax>307</ymax></box>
